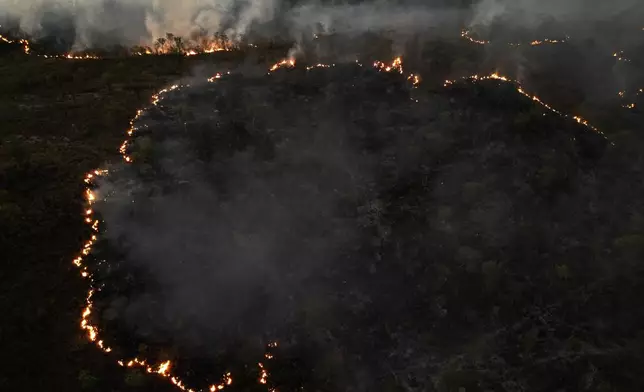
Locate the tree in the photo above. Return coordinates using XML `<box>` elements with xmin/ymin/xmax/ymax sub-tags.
<box><xmin>154</xmin><ymin>37</ymin><xmax>166</xmax><ymax>54</ymax></box>
<box><xmin>173</xmin><ymin>36</ymin><xmax>184</xmax><ymax>53</ymax></box>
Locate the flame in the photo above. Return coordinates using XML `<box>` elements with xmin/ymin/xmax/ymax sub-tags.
<box><xmin>461</xmin><ymin>29</ymin><xmax>490</xmax><ymax>45</ymax></box>
<box><xmin>444</xmin><ymin>72</ymin><xmax>605</xmax><ymax>137</ymax></box>
<box><xmin>461</xmin><ymin>24</ymin><xmax>637</xmax><ymax>111</ymax></box>
<box><xmin>0</xmin><ymin>33</ymin><xmax>31</xmax><ymax>54</ymax></box>
<box><xmin>407</xmin><ymin>73</ymin><xmax>421</xmax><ymax>87</ymax></box>
<box><xmin>269</xmin><ymin>58</ymin><xmax>296</xmax><ymax>72</ymax></box>
<box><xmin>619</xmin><ymin>88</ymin><xmax>643</xmax><ymax>109</ymax></box>
<box><xmin>373</xmin><ymin>57</ymin><xmax>404</xmax><ymax>74</ymax></box>
<box><xmin>613</xmin><ymin>51</ymin><xmax>631</xmax><ymax>62</ymax></box>
<box><xmin>1</xmin><ymin>31</ymin><xmax>235</xmax><ymax>59</ymax></box>
<box><xmin>530</xmin><ymin>39</ymin><xmax>566</xmax><ymax>46</ymax></box>
<box><xmin>132</xmin><ymin>33</ymin><xmax>235</xmax><ymax>57</ymax></box>
<box><xmin>258</xmin><ymin>362</ymin><xmax>269</xmax><ymax>384</ymax></box>
<box><xmin>73</xmin><ymin>80</ymin><xmax>239</xmax><ymax>392</ymax></box>
<box><xmin>64</xmin><ymin>53</ymin><xmax>100</xmax><ymax>60</ymax></box>
<box><xmin>306</xmin><ymin>63</ymin><xmax>334</xmax><ymax>70</ymax></box>
<box><xmin>461</xmin><ymin>29</ymin><xmax>566</xmax><ymax>47</ymax></box>
<box><xmin>207</xmin><ymin>71</ymin><xmax>230</xmax><ymax>83</ymax></box>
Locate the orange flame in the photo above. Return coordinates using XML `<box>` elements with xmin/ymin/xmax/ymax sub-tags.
<box><xmin>269</xmin><ymin>58</ymin><xmax>296</xmax><ymax>72</ymax></box>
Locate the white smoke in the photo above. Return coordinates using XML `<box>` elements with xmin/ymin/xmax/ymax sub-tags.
<box><xmin>0</xmin><ymin>0</ymin><xmax>470</xmax><ymax>48</ymax></box>
<box><xmin>2</xmin><ymin>0</ymin><xmax>641</xmax><ymax>49</ymax></box>
<box><xmin>0</xmin><ymin>0</ymin><xmax>280</xmax><ymax>47</ymax></box>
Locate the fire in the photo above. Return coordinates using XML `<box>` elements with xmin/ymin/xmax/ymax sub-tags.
<box><xmin>132</xmin><ymin>33</ymin><xmax>235</xmax><ymax>56</ymax></box>
<box><xmin>1</xmin><ymin>31</ymin><xmax>235</xmax><ymax>60</ymax></box>
<box><xmin>408</xmin><ymin>74</ymin><xmax>421</xmax><ymax>87</ymax></box>
<box><xmin>0</xmin><ymin>33</ymin><xmax>31</xmax><ymax>54</ymax></box>
<box><xmin>444</xmin><ymin>72</ymin><xmax>605</xmax><ymax>137</ymax></box>
<box><xmin>269</xmin><ymin>58</ymin><xmax>296</xmax><ymax>72</ymax></box>
<box><xmin>461</xmin><ymin>29</ymin><xmax>490</xmax><ymax>45</ymax></box>
<box><xmin>0</xmin><ymin>32</ymin><xmax>100</xmax><ymax>60</ymax></box>
<box><xmin>72</xmin><ymin>54</ymin><xmax>613</xmax><ymax>392</ymax></box>
<box><xmin>373</xmin><ymin>57</ymin><xmax>404</xmax><ymax>74</ymax></box>
<box><xmin>306</xmin><ymin>63</ymin><xmax>334</xmax><ymax>70</ymax></box>
<box><xmin>613</xmin><ymin>51</ymin><xmax>631</xmax><ymax>62</ymax></box>
<box><xmin>530</xmin><ymin>39</ymin><xmax>566</xmax><ymax>46</ymax></box>
<box><xmin>209</xmin><ymin>373</ymin><xmax>232</xmax><ymax>391</ymax></box>
<box><xmin>619</xmin><ymin>88</ymin><xmax>643</xmax><ymax>110</ymax></box>
<box><xmin>258</xmin><ymin>362</ymin><xmax>268</xmax><ymax>384</ymax></box>
<box><xmin>64</xmin><ymin>53</ymin><xmax>100</xmax><ymax>60</ymax></box>
<box><xmin>207</xmin><ymin>72</ymin><xmax>230</xmax><ymax>83</ymax></box>
<box><xmin>73</xmin><ymin>80</ymin><xmax>239</xmax><ymax>392</ymax></box>
<box><xmin>157</xmin><ymin>360</ymin><xmax>172</xmax><ymax>375</ymax></box>
<box><xmin>461</xmin><ymin>29</ymin><xmax>566</xmax><ymax>47</ymax></box>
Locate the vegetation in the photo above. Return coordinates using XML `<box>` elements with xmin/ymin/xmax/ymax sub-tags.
<box><xmin>0</xmin><ymin>28</ymin><xmax>289</xmax><ymax>57</ymax></box>
<box><xmin>0</xmin><ymin>47</ymin><xmax>284</xmax><ymax>392</ymax></box>
<box><xmin>90</xmin><ymin>62</ymin><xmax>644</xmax><ymax>391</ymax></box>
<box><xmin>1</xmin><ymin>32</ymin><xmax>643</xmax><ymax>392</ymax></box>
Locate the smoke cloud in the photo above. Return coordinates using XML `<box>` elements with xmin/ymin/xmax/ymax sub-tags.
<box><xmin>0</xmin><ymin>0</ymin><xmax>466</xmax><ymax>49</ymax></box>
<box><xmin>0</xmin><ymin>0</ymin><xmax>281</xmax><ymax>47</ymax></box>
<box><xmin>2</xmin><ymin>0</ymin><xmax>642</xmax><ymax>52</ymax></box>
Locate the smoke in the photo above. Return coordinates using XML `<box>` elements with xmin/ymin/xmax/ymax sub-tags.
<box><xmin>2</xmin><ymin>0</ymin><xmax>643</xmax><ymax>50</ymax></box>
<box><xmin>93</xmin><ymin>67</ymin><xmax>401</xmax><ymax>378</ymax></box>
<box><xmin>89</xmin><ymin>60</ymin><xmax>638</xmax><ymax>390</ymax></box>
<box><xmin>0</xmin><ymin>0</ymin><xmax>280</xmax><ymax>48</ymax></box>
<box><xmin>468</xmin><ymin>0</ymin><xmax>644</xmax><ymax>44</ymax></box>
<box><xmin>462</xmin><ymin>0</ymin><xmax>644</xmax><ymax>110</ymax></box>
<box><xmin>0</xmin><ymin>0</ymin><xmax>473</xmax><ymax>49</ymax></box>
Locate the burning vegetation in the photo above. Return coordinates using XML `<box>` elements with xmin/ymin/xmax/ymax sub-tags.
<box><xmin>68</xmin><ymin>49</ymin><xmax>636</xmax><ymax>391</ymax></box>
<box><xmin>2</xmin><ymin>17</ymin><xmax>644</xmax><ymax>392</ymax></box>
<box><xmin>131</xmin><ymin>32</ymin><xmax>237</xmax><ymax>56</ymax></box>
<box><xmin>0</xmin><ymin>29</ymin><xmax>238</xmax><ymax>59</ymax></box>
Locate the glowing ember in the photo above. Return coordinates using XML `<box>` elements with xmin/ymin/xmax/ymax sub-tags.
<box><xmin>207</xmin><ymin>71</ymin><xmax>230</xmax><ymax>83</ymax></box>
<box><xmin>530</xmin><ymin>39</ymin><xmax>566</xmax><ymax>46</ymax></box>
<box><xmin>461</xmin><ymin>29</ymin><xmax>490</xmax><ymax>45</ymax></box>
<box><xmin>373</xmin><ymin>57</ymin><xmax>404</xmax><ymax>74</ymax></box>
<box><xmin>461</xmin><ymin>29</ymin><xmax>566</xmax><ymax>47</ymax></box>
<box><xmin>258</xmin><ymin>362</ymin><xmax>269</xmax><ymax>384</ymax></box>
<box><xmin>613</xmin><ymin>51</ymin><xmax>631</xmax><ymax>62</ymax></box>
<box><xmin>306</xmin><ymin>63</ymin><xmax>334</xmax><ymax>70</ymax></box>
